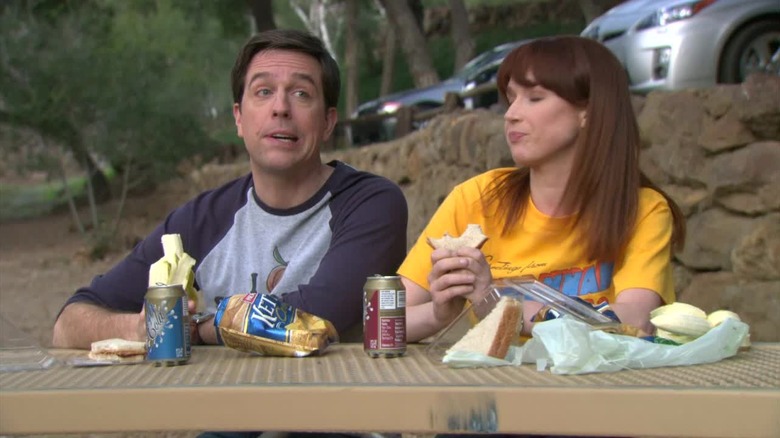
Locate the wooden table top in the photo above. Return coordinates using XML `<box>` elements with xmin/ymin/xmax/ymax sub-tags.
<box><xmin>1</xmin><ymin>343</ymin><xmax>778</xmax><ymax>436</ymax></box>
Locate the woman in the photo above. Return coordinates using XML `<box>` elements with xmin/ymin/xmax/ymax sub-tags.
<box><xmin>401</xmin><ymin>36</ymin><xmax>685</xmax><ymax>342</ymax></box>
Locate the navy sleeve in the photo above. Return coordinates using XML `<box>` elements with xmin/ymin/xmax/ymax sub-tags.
<box><xmin>60</xmin><ymin>175</ymin><xmax>251</xmax><ymax>315</ymax></box>
<box><xmin>280</xmin><ymin>174</ymin><xmax>408</xmax><ymax>335</ymax></box>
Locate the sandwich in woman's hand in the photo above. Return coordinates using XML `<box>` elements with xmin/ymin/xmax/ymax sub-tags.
<box><xmin>446</xmin><ymin>296</ymin><xmax>522</xmax><ymax>360</ymax></box>
<box><xmin>427</xmin><ymin>224</ymin><xmax>488</xmax><ymax>251</ymax></box>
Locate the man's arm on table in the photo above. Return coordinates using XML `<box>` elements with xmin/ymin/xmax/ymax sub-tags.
<box><xmin>52</xmin><ymin>302</ymin><xmax>145</xmax><ymax>349</ymax></box>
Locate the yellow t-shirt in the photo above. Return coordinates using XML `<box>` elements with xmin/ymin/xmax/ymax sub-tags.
<box><xmin>398</xmin><ymin>168</ymin><xmax>676</xmax><ymax>305</ymax></box>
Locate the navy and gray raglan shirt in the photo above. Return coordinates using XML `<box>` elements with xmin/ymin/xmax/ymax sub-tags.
<box><xmin>62</xmin><ymin>160</ymin><xmax>408</xmax><ymax>336</ymax></box>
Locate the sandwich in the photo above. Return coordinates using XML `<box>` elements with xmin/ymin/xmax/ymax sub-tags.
<box><xmin>88</xmin><ymin>338</ymin><xmax>146</xmax><ymax>363</ymax></box>
<box><xmin>427</xmin><ymin>224</ymin><xmax>488</xmax><ymax>251</ymax></box>
<box><xmin>447</xmin><ymin>296</ymin><xmax>522</xmax><ymax>359</ymax></box>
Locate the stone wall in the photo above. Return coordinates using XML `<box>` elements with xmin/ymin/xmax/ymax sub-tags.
<box><xmin>188</xmin><ymin>76</ymin><xmax>779</xmax><ymax>341</ymax></box>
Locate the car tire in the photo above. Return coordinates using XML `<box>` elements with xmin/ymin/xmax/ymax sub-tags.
<box><xmin>718</xmin><ymin>18</ymin><xmax>780</xmax><ymax>84</ymax></box>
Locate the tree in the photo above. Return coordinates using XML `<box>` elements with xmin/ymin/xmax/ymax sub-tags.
<box><xmin>0</xmin><ymin>0</ymin><xmax>242</xmax><ymax>256</ymax></box>
<box><xmin>378</xmin><ymin>0</ymin><xmax>439</xmax><ymax>88</ymax></box>
<box><xmin>289</xmin><ymin>0</ymin><xmax>344</xmax><ymax>59</ymax></box>
<box><xmin>343</xmin><ymin>0</ymin><xmax>359</xmax><ymax>116</ymax></box>
<box><xmin>247</xmin><ymin>0</ymin><xmax>276</xmax><ymax>32</ymax></box>
<box><xmin>449</xmin><ymin>0</ymin><xmax>474</xmax><ymax>71</ymax></box>
<box><xmin>0</xmin><ymin>1</ymin><xmax>113</xmax><ymax>201</ymax></box>
<box><xmin>378</xmin><ymin>23</ymin><xmax>396</xmax><ymax>97</ymax></box>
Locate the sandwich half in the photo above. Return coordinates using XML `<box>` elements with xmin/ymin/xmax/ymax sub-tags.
<box><xmin>446</xmin><ymin>296</ymin><xmax>522</xmax><ymax>359</ymax></box>
<box><xmin>88</xmin><ymin>338</ymin><xmax>146</xmax><ymax>363</ymax></box>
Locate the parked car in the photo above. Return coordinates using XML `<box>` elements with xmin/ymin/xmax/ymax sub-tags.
<box><xmin>349</xmin><ymin>40</ymin><xmax>528</xmax><ymax>146</ymax></box>
<box><xmin>581</xmin><ymin>0</ymin><xmax>780</xmax><ymax>94</ymax></box>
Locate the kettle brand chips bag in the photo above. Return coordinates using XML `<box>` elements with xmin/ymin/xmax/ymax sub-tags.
<box><xmin>215</xmin><ymin>292</ymin><xmax>339</xmax><ymax>357</ymax></box>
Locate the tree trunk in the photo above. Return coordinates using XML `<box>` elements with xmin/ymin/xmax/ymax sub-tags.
<box><xmin>0</xmin><ymin>110</ymin><xmax>110</xmax><ymax>203</ymax></box>
<box><xmin>379</xmin><ymin>0</ymin><xmax>439</xmax><ymax>88</ymax></box>
<box><xmin>449</xmin><ymin>0</ymin><xmax>474</xmax><ymax>72</ymax></box>
<box><xmin>344</xmin><ymin>0</ymin><xmax>359</xmax><ymax>116</ymax></box>
<box><xmin>379</xmin><ymin>27</ymin><xmax>396</xmax><ymax>97</ymax></box>
<box><xmin>246</xmin><ymin>0</ymin><xmax>276</xmax><ymax>32</ymax></box>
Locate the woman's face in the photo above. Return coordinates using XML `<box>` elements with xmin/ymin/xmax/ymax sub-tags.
<box><xmin>503</xmin><ymin>74</ymin><xmax>586</xmax><ymax>171</ymax></box>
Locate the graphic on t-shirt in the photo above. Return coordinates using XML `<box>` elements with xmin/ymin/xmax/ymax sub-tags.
<box><xmin>266</xmin><ymin>246</ymin><xmax>288</xmax><ymax>292</ymax></box>
<box><xmin>538</xmin><ymin>261</ymin><xmax>614</xmax><ymax>298</ymax></box>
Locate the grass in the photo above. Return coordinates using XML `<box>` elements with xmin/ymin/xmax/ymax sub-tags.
<box><xmin>0</xmin><ymin>168</ymin><xmax>117</xmax><ymax>222</ymax></box>
<box><xmin>0</xmin><ymin>180</ymin><xmax>82</xmax><ymax>221</ymax></box>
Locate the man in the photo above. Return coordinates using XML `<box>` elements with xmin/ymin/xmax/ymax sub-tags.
<box><xmin>52</xmin><ymin>29</ymin><xmax>408</xmax><ymax>348</ymax></box>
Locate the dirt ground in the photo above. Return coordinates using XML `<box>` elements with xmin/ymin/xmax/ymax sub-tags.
<box><xmin>0</xmin><ymin>187</ymin><xmax>184</xmax><ymax>349</ymax></box>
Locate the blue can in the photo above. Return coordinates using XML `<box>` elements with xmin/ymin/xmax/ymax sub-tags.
<box><xmin>145</xmin><ymin>284</ymin><xmax>191</xmax><ymax>366</ymax></box>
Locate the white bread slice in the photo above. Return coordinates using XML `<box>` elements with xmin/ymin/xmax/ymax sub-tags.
<box><xmin>90</xmin><ymin>338</ymin><xmax>146</xmax><ymax>359</ymax></box>
<box><xmin>427</xmin><ymin>224</ymin><xmax>488</xmax><ymax>251</ymax></box>
<box><xmin>447</xmin><ymin>296</ymin><xmax>522</xmax><ymax>359</ymax></box>
<box><xmin>88</xmin><ymin>351</ymin><xmax>146</xmax><ymax>363</ymax></box>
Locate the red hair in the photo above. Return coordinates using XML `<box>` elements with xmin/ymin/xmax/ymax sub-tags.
<box><xmin>485</xmin><ymin>36</ymin><xmax>685</xmax><ymax>262</ymax></box>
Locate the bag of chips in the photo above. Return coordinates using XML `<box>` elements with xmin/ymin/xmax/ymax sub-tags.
<box><xmin>215</xmin><ymin>291</ymin><xmax>338</xmax><ymax>357</ymax></box>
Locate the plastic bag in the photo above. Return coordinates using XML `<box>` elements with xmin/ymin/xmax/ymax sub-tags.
<box><xmin>443</xmin><ymin>316</ymin><xmax>749</xmax><ymax>374</ymax></box>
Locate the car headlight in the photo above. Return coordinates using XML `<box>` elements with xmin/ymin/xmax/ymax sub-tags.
<box><xmin>635</xmin><ymin>0</ymin><xmax>716</xmax><ymax>31</ymax></box>
<box><xmin>379</xmin><ymin>101</ymin><xmax>402</xmax><ymax>114</ymax></box>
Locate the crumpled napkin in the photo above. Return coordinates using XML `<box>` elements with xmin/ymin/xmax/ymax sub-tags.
<box><xmin>442</xmin><ymin>316</ymin><xmax>749</xmax><ymax>374</ymax></box>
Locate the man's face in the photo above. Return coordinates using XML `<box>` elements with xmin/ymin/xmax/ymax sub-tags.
<box><xmin>233</xmin><ymin>49</ymin><xmax>337</xmax><ymax>176</ymax></box>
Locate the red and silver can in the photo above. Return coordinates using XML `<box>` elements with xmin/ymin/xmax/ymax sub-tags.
<box><xmin>363</xmin><ymin>275</ymin><xmax>406</xmax><ymax>358</ymax></box>
<box><xmin>145</xmin><ymin>284</ymin><xmax>191</xmax><ymax>366</ymax></box>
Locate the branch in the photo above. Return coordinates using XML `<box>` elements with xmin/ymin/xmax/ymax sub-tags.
<box><xmin>110</xmin><ymin>153</ymin><xmax>132</xmax><ymax>238</ymax></box>
<box><xmin>52</xmin><ymin>139</ymin><xmax>85</xmax><ymax>236</ymax></box>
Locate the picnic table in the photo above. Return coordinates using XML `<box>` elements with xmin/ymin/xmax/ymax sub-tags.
<box><xmin>1</xmin><ymin>343</ymin><xmax>779</xmax><ymax>436</ymax></box>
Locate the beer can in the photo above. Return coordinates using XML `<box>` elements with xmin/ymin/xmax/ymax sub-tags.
<box><xmin>363</xmin><ymin>275</ymin><xmax>406</xmax><ymax>358</ymax></box>
<box><xmin>145</xmin><ymin>284</ymin><xmax>191</xmax><ymax>366</ymax></box>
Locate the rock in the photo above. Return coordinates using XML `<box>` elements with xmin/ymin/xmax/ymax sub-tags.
<box><xmin>737</xmin><ymin>74</ymin><xmax>780</xmax><ymax>139</ymax></box>
<box><xmin>643</xmin><ymin>139</ymin><xmax>708</xmax><ymax>185</ymax></box>
<box><xmin>698</xmin><ymin>111</ymin><xmax>756</xmax><ymax>153</ymax></box>
<box><xmin>719</xmin><ymin>192</ymin><xmax>775</xmax><ymax>215</ymax></box>
<box><xmin>706</xmin><ymin>141</ymin><xmax>780</xmax><ymax>213</ymax></box>
<box><xmin>677</xmin><ymin>209</ymin><xmax>755</xmax><ymax>270</ymax></box>
<box><xmin>638</xmin><ymin>90</ymin><xmax>706</xmax><ymax>147</ymax></box>
<box><xmin>672</xmin><ymin>262</ymin><xmax>694</xmax><ymax>295</ymax></box>
<box><xmin>732</xmin><ymin>215</ymin><xmax>780</xmax><ymax>281</ymax></box>
<box><xmin>699</xmin><ymin>84</ymin><xmax>741</xmax><ymax>118</ymax></box>
<box><xmin>661</xmin><ymin>184</ymin><xmax>709</xmax><ymax>216</ymax></box>
<box><xmin>679</xmin><ymin>271</ymin><xmax>780</xmax><ymax>342</ymax></box>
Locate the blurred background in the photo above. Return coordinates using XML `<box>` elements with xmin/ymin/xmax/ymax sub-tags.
<box><xmin>0</xmin><ymin>0</ymin><xmax>607</xmax><ymax>225</ymax></box>
<box><xmin>1</xmin><ymin>0</ymin><xmax>778</xmax><ymax>348</ymax></box>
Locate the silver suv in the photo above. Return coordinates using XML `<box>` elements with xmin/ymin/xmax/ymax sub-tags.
<box><xmin>581</xmin><ymin>0</ymin><xmax>780</xmax><ymax>93</ymax></box>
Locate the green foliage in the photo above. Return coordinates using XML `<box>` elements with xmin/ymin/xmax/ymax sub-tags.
<box><xmin>93</xmin><ymin>0</ymin><xmax>237</xmax><ymax>184</ymax></box>
<box><xmin>0</xmin><ymin>0</ymin><xmax>586</xmax><ymax>229</ymax></box>
<box><xmin>1</xmin><ymin>0</ymin><xmax>245</xmax><ymax>187</ymax></box>
<box><xmin>272</xmin><ymin>0</ymin><xmax>309</xmax><ymax>30</ymax></box>
<box><xmin>423</xmin><ymin>0</ymin><xmax>547</xmax><ymax>7</ymax></box>
<box><xmin>0</xmin><ymin>0</ymin><xmax>248</xmax><ymax>251</ymax></box>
